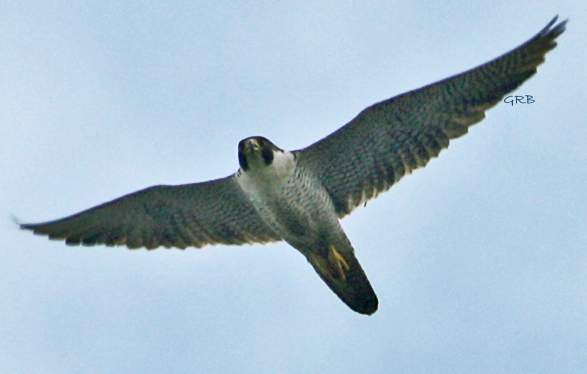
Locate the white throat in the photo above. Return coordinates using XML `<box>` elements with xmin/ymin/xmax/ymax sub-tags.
<box><xmin>253</xmin><ymin>150</ymin><xmax>295</xmax><ymax>179</ymax></box>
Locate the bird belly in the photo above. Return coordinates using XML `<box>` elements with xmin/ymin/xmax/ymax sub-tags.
<box><xmin>239</xmin><ymin>172</ymin><xmax>337</xmax><ymax>244</ymax></box>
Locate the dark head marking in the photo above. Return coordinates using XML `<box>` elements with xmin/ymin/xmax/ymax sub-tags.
<box><xmin>238</xmin><ymin>136</ymin><xmax>281</xmax><ymax>171</ymax></box>
<box><xmin>238</xmin><ymin>139</ymin><xmax>249</xmax><ymax>171</ymax></box>
<box><xmin>260</xmin><ymin>142</ymin><xmax>274</xmax><ymax>166</ymax></box>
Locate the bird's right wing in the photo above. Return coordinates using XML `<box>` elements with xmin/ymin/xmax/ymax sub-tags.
<box><xmin>19</xmin><ymin>175</ymin><xmax>281</xmax><ymax>249</ymax></box>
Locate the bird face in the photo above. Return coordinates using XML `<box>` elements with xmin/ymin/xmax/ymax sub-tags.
<box><xmin>237</xmin><ymin>136</ymin><xmax>296</xmax><ymax>182</ymax></box>
<box><xmin>238</xmin><ymin>136</ymin><xmax>279</xmax><ymax>171</ymax></box>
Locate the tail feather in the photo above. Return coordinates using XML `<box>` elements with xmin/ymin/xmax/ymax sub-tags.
<box><xmin>307</xmin><ymin>247</ymin><xmax>378</xmax><ymax>315</ymax></box>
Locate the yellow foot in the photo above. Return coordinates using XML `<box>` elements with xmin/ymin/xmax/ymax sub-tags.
<box><xmin>328</xmin><ymin>245</ymin><xmax>350</xmax><ymax>281</ymax></box>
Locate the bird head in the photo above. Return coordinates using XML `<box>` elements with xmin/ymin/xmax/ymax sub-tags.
<box><xmin>238</xmin><ymin>136</ymin><xmax>282</xmax><ymax>171</ymax></box>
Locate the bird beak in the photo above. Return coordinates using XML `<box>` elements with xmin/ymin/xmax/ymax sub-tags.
<box><xmin>246</xmin><ymin>138</ymin><xmax>261</xmax><ymax>152</ymax></box>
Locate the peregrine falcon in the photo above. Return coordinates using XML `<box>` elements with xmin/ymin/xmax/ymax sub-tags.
<box><xmin>19</xmin><ymin>17</ymin><xmax>566</xmax><ymax>315</ymax></box>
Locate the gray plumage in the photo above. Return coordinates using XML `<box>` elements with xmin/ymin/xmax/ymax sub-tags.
<box><xmin>19</xmin><ymin>17</ymin><xmax>566</xmax><ymax>315</ymax></box>
<box><xmin>296</xmin><ymin>17</ymin><xmax>566</xmax><ymax>218</ymax></box>
<box><xmin>20</xmin><ymin>177</ymin><xmax>281</xmax><ymax>249</ymax></box>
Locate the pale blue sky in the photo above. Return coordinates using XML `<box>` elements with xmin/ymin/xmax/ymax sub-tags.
<box><xmin>2</xmin><ymin>1</ymin><xmax>586</xmax><ymax>373</ymax></box>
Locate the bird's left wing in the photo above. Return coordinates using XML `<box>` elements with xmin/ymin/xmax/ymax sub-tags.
<box><xmin>19</xmin><ymin>175</ymin><xmax>281</xmax><ymax>249</ymax></box>
<box><xmin>295</xmin><ymin>16</ymin><xmax>566</xmax><ymax>218</ymax></box>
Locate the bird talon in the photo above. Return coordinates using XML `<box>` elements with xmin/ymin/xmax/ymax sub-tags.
<box><xmin>328</xmin><ymin>245</ymin><xmax>350</xmax><ymax>281</ymax></box>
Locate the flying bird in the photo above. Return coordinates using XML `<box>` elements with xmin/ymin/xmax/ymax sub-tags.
<box><xmin>20</xmin><ymin>17</ymin><xmax>566</xmax><ymax>315</ymax></box>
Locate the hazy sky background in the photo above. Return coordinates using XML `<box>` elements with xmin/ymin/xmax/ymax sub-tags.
<box><xmin>2</xmin><ymin>1</ymin><xmax>586</xmax><ymax>373</ymax></box>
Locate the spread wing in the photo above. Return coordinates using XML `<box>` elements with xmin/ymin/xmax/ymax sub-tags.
<box><xmin>19</xmin><ymin>175</ymin><xmax>281</xmax><ymax>249</ymax></box>
<box><xmin>296</xmin><ymin>16</ymin><xmax>566</xmax><ymax>217</ymax></box>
